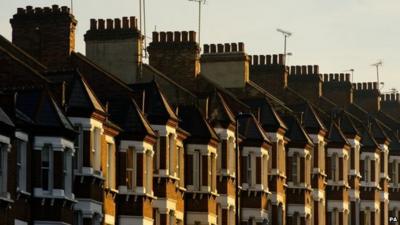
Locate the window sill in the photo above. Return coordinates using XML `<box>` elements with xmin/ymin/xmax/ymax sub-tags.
<box><xmin>75</xmin><ymin>168</ymin><xmax>104</xmax><ymax>181</ymax></box>
<box><xmin>0</xmin><ymin>192</ymin><xmax>13</xmax><ymax>204</ymax></box>
<box><xmin>16</xmin><ymin>190</ymin><xmax>31</xmax><ymax>198</ymax></box>
<box><xmin>186</xmin><ymin>190</ymin><xmax>219</xmax><ymax>197</ymax></box>
<box><xmin>154</xmin><ymin>173</ymin><xmax>180</xmax><ymax>181</ymax></box>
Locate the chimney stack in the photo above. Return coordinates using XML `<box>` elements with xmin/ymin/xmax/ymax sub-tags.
<box><xmin>322</xmin><ymin>73</ymin><xmax>353</xmax><ymax>107</ymax></box>
<box><xmin>353</xmin><ymin>82</ymin><xmax>381</xmax><ymax>112</ymax></box>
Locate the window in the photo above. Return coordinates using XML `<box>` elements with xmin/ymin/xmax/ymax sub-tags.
<box><xmin>365</xmin><ymin>208</ymin><xmax>371</xmax><ymax>225</ymax></box>
<box><xmin>154</xmin><ymin>209</ymin><xmax>160</xmax><ymax>225</ymax></box>
<box><xmin>228</xmin><ymin>137</ymin><xmax>235</xmax><ymax>175</ymax></box>
<box><xmin>193</xmin><ymin>150</ymin><xmax>201</xmax><ymax>190</ymax></box>
<box><xmin>91</xmin><ymin>127</ymin><xmax>101</xmax><ymax>171</ymax></box>
<box><xmin>16</xmin><ymin>139</ymin><xmax>27</xmax><ymax>192</ymax></box>
<box><xmin>64</xmin><ymin>149</ymin><xmax>73</xmax><ymax>196</ymax></box>
<box><xmin>41</xmin><ymin>144</ymin><xmax>53</xmax><ymax>191</ymax></box>
<box><xmin>292</xmin><ymin>213</ymin><xmax>300</xmax><ymax>225</ymax></box>
<box><xmin>154</xmin><ymin>131</ymin><xmax>160</xmax><ymax>173</ymax></box>
<box><xmin>318</xmin><ymin>141</ymin><xmax>325</xmax><ymax>172</ymax></box>
<box><xmin>169</xmin><ymin>210</ymin><xmax>175</xmax><ymax>225</ymax></box>
<box><xmin>145</xmin><ymin>150</ymin><xmax>152</xmax><ymax>194</ymax></box>
<box><xmin>176</xmin><ymin>146</ymin><xmax>184</xmax><ymax>187</ymax></box>
<box><xmin>306</xmin><ymin>155</ymin><xmax>311</xmax><ymax>185</ymax></box>
<box><xmin>292</xmin><ymin>153</ymin><xmax>300</xmax><ymax>184</ymax></box>
<box><xmin>126</xmin><ymin>147</ymin><xmax>136</xmax><ymax>191</ymax></box>
<box><xmin>364</xmin><ymin>157</ymin><xmax>370</xmax><ymax>182</ymax></box>
<box><xmin>392</xmin><ymin>161</ymin><xmax>398</xmax><ymax>185</ymax></box>
<box><xmin>73</xmin><ymin>124</ymin><xmax>83</xmax><ymax>171</ymax></box>
<box><xmin>332</xmin><ymin>209</ymin><xmax>339</xmax><ymax>225</ymax></box>
<box><xmin>262</xmin><ymin>154</ymin><xmax>268</xmax><ymax>189</ymax></box>
<box><xmin>331</xmin><ymin>154</ymin><xmax>339</xmax><ymax>182</ymax></box>
<box><xmin>355</xmin><ymin>145</ymin><xmax>360</xmax><ymax>172</ymax></box>
<box><xmin>0</xmin><ymin>143</ymin><xmax>8</xmax><ymax>195</ymax></box>
<box><xmin>247</xmin><ymin>154</ymin><xmax>253</xmax><ymax>186</ymax></box>
<box><xmin>343</xmin><ymin>155</ymin><xmax>348</xmax><ymax>184</ymax></box>
<box><xmin>168</xmin><ymin>133</ymin><xmax>175</xmax><ymax>176</ymax></box>
<box><xmin>106</xmin><ymin>143</ymin><xmax>115</xmax><ymax>189</ymax></box>
<box><xmin>248</xmin><ymin>217</ymin><xmax>255</xmax><ymax>225</ymax></box>
<box><xmin>211</xmin><ymin>153</ymin><xmax>216</xmax><ymax>192</ymax></box>
<box><xmin>74</xmin><ymin>211</ymin><xmax>83</xmax><ymax>225</ymax></box>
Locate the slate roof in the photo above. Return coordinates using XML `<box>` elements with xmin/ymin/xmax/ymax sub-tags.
<box><xmin>207</xmin><ymin>91</ymin><xmax>236</xmax><ymax>129</ymax></box>
<box><xmin>283</xmin><ymin>115</ymin><xmax>313</xmax><ymax>147</ymax></box>
<box><xmin>237</xmin><ymin>113</ymin><xmax>271</xmax><ymax>146</ymax></box>
<box><xmin>130</xmin><ymin>81</ymin><xmax>178</xmax><ymax>125</ymax></box>
<box><xmin>245</xmin><ymin>98</ymin><xmax>287</xmax><ymax>132</ymax></box>
<box><xmin>327</xmin><ymin>122</ymin><xmax>349</xmax><ymax>145</ymax></box>
<box><xmin>177</xmin><ymin>105</ymin><xmax>219</xmax><ymax>143</ymax></box>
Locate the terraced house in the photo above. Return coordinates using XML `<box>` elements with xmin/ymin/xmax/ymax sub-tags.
<box><xmin>1</xmin><ymin>4</ymin><xmax>400</xmax><ymax>225</ymax></box>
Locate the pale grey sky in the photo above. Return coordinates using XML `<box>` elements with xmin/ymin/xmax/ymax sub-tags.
<box><xmin>1</xmin><ymin>0</ymin><xmax>399</xmax><ymax>92</ymax></box>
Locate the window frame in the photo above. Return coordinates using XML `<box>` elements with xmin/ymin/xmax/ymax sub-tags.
<box><xmin>41</xmin><ymin>144</ymin><xmax>53</xmax><ymax>192</ymax></box>
<box><xmin>16</xmin><ymin>138</ymin><xmax>27</xmax><ymax>192</ymax></box>
<box><xmin>126</xmin><ymin>147</ymin><xmax>136</xmax><ymax>191</ymax></box>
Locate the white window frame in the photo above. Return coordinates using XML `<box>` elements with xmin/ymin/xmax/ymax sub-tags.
<box><xmin>193</xmin><ymin>150</ymin><xmax>201</xmax><ymax>190</ymax></box>
<box><xmin>292</xmin><ymin>153</ymin><xmax>299</xmax><ymax>184</ymax></box>
<box><xmin>63</xmin><ymin>148</ymin><xmax>73</xmax><ymax>196</ymax></box>
<box><xmin>145</xmin><ymin>150</ymin><xmax>153</xmax><ymax>195</ymax></box>
<box><xmin>16</xmin><ymin>137</ymin><xmax>27</xmax><ymax>192</ymax></box>
<box><xmin>0</xmin><ymin>143</ymin><xmax>8</xmax><ymax>195</ymax></box>
<box><xmin>106</xmin><ymin>142</ymin><xmax>115</xmax><ymax>189</ymax></box>
<box><xmin>92</xmin><ymin>127</ymin><xmax>101</xmax><ymax>171</ymax></box>
<box><xmin>41</xmin><ymin>144</ymin><xmax>53</xmax><ymax>192</ymax></box>
<box><xmin>126</xmin><ymin>147</ymin><xmax>136</xmax><ymax>191</ymax></box>
<box><xmin>73</xmin><ymin>124</ymin><xmax>83</xmax><ymax>171</ymax></box>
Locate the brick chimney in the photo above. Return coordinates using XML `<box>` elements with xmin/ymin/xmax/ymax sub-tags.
<box><xmin>381</xmin><ymin>93</ymin><xmax>400</xmax><ymax>119</ymax></box>
<box><xmin>200</xmin><ymin>43</ymin><xmax>249</xmax><ymax>88</ymax></box>
<box><xmin>249</xmin><ymin>54</ymin><xmax>287</xmax><ymax>96</ymax></box>
<box><xmin>322</xmin><ymin>73</ymin><xmax>353</xmax><ymax>107</ymax></box>
<box><xmin>10</xmin><ymin>5</ymin><xmax>77</xmax><ymax>69</ymax></box>
<box><xmin>84</xmin><ymin>16</ymin><xmax>142</xmax><ymax>84</ymax></box>
<box><xmin>147</xmin><ymin>31</ymin><xmax>200</xmax><ymax>89</ymax></box>
<box><xmin>352</xmin><ymin>82</ymin><xmax>381</xmax><ymax>113</ymax></box>
<box><xmin>288</xmin><ymin>65</ymin><xmax>322</xmax><ymax>103</ymax></box>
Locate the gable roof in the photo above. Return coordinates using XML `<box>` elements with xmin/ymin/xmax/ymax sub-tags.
<box><xmin>284</xmin><ymin>115</ymin><xmax>313</xmax><ymax>147</ymax></box>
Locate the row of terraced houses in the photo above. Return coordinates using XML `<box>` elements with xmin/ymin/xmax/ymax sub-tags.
<box><xmin>0</xmin><ymin>4</ymin><xmax>399</xmax><ymax>225</ymax></box>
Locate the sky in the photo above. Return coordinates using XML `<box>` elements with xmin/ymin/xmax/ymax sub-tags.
<box><xmin>1</xmin><ymin>0</ymin><xmax>400</xmax><ymax>92</ymax></box>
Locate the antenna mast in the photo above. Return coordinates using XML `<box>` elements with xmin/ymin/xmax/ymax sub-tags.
<box><xmin>371</xmin><ymin>60</ymin><xmax>383</xmax><ymax>89</ymax></box>
<box><xmin>70</xmin><ymin>0</ymin><xmax>73</xmax><ymax>13</ymax></box>
<box><xmin>276</xmin><ymin>28</ymin><xmax>292</xmax><ymax>65</ymax></box>
<box><xmin>189</xmin><ymin>0</ymin><xmax>206</xmax><ymax>47</ymax></box>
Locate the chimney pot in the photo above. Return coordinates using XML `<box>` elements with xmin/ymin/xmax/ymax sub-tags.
<box><xmin>391</xmin><ymin>93</ymin><xmax>396</xmax><ymax>101</ymax></box>
<box><xmin>98</xmin><ymin>19</ymin><xmax>105</xmax><ymax>30</ymax></box>
<box><xmin>260</xmin><ymin>55</ymin><xmax>266</xmax><ymax>65</ymax></box>
<box><xmin>43</xmin><ymin>7</ymin><xmax>51</xmax><ymax>14</ymax></box>
<box><xmin>160</xmin><ymin>32</ymin><xmax>166</xmax><ymax>42</ymax></box>
<box><xmin>253</xmin><ymin>55</ymin><xmax>259</xmax><ymax>65</ymax></box>
<box><xmin>295</xmin><ymin>65</ymin><xmax>302</xmax><ymax>74</ymax></box>
<box><xmin>129</xmin><ymin>16</ymin><xmax>137</xmax><ymax>29</ymax></box>
<box><xmin>90</xmin><ymin>19</ymin><xmax>97</xmax><ymax>30</ymax></box>
<box><xmin>396</xmin><ymin>93</ymin><xmax>400</xmax><ymax>101</ymax></box>
<box><xmin>210</xmin><ymin>44</ymin><xmax>216</xmax><ymax>53</ymax></box>
<box><xmin>152</xmin><ymin>32</ymin><xmax>159</xmax><ymax>42</ymax></box>
<box><xmin>114</xmin><ymin>18</ymin><xmax>121</xmax><ymax>29</ymax></box>
<box><xmin>203</xmin><ymin>44</ymin><xmax>210</xmax><ymax>54</ymax></box>
<box><xmin>290</xmin><ymin>66</ymin><xmax>296</xmax><ymax>74</ymax></box>
<box><xmin>273</xmin><ymin>55</ymin><xmax>278</xmax><ymax>64</ymax></box>
<box><xmin>167</xmin><ymin>32</ymin><xmax>173</xmax><ymax>42</ymax></box>
<box><xmin>266</xmin><ymin>55</ymin><xmax>271</xmax><ymax>65</ymax></box>
<box><xmin>278</xmin><ymin>54</ymin><xmax>284</xmax><ymax>65</ymax></box>
<box><xmin>106</xmin><ymin>19</ymin><xmax>113</xmax><ymax>30</ymax></box>
<box><xmin>339</xmin><ymin>73</ymin><xmax>345</xmax><ymax>82</ymax></box>
<box><xmin>345</xmin><ymin>73</ymin><xmax>350</xmax><ymax>81</ymax></box>
<box><xmin>52</xmin><ymin>5</ymin><xmax>60</xmax><ymax>13</ymax></box>
<box><xmin>182</xmin><ymin>31</ymin><xmax>188</xmax><ymax>42</ymax></box>
<box><xmin>35</xmin><ymin>7</ymin><xmax>43</xmax><ymax>14</ymax></box>
<box><xmin>224</xmin><ymin>43</ymin><xmax>231</xmax><ymax>53</ymax></box>
<box><xmin>122</xmin><ymin>17</ymin><xmax>129</xmax><ymax>29</ymax></box>
<box><xmin>301</xmin><ymin>65</ymin><xmax>307</xmax><ymax>75</ymax></box>
<box><xmin>373</xmin><ymin>82</ymin><xmax>377</xmax><ymax>89</ymax></box>
<box><xmin>217</xmin><ymin>44</ymin><xmax>224</xmax><ymax>53</ymax></box>
<box><xmin>61</xmin><ymin>6</ymin><xmax>69</xmax><ymax>13</ymax></box>
<box><xmin>307</xmin><ymin>65</ymin><xmax>313</xmax><ymax>74</ymax></box>
<box><xmin>324</xmin><ymin>74</ymin><xmax>329</xmax><ymax>81</ymax></box>
<box><xmin>189</xmin><ymin>31</ymin><xmax>196</xmax><ymax>42</ymax></box>
<box><xmin>174</xmin><ymin>31</ymin><xmax>181</xmax><ymax>42</ymax></box>
<box><xmin>238</xmin><ymin>42</ymin><xmax>244</xmax><ymax>52</ymax></box>
<box><xmin>313</xmin><ymin>65</ymin><xmax>319</xmax><ymax>74</ymax></box>
<box><xmin>231</xmin><ymin>43</ymin><xmax>238</xmax><ymax>52</ymax></box>
<box><xmin>26</xmin><ymin>6</ymin><xmax>34</xmax><ymax>13</ymax></box>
